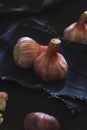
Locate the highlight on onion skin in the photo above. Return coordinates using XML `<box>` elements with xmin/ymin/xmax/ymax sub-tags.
<box><xmin>63</xmin><ymin>11</ymin><xmax>87</xmax><ymax>44</ymax></box>
<box><xmin>34</xmin><ymin>38</ymin><xmax>68</xmax><ymax>81</ymax></box>
<box><xmin>24</xmin><ymin>112</ymin><xmax>60</xmax><ymax>130</ymax></box>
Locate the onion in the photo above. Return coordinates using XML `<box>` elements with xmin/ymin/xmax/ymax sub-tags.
<box><xmin>24</xmin><ymin>112</ymin><xmax>60</xmax><ymax>130</ymax></box>
<box><xmin>34</xmin><ymin>38</ymin><xmax>68</xmax><ymax>81</ymax></box>
<box><xmin>63</xmin><ymin>11</ymin><xmax>87</xmax><ymax>44</ymax></box>
<box><xmin>13</xmin><ymin>37</ymin><xmax>47</xmax><ymax>68</ymax></box>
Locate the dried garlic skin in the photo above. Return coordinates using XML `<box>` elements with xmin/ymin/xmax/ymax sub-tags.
<box><xmin>0</xmin><ymin>92</ymin><xmax>8</xmax><ymax>111</ymax></box>
<box><xmin>0</xmin><ymin>114</ymin><xmax>4</xmax><ymax>125</ymax></box>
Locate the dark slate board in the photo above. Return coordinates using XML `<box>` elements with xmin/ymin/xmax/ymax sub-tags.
<box><xmin>0</xmin><ymin>18</ymin><xmax>87</xmax><ymax>113</ymax></box>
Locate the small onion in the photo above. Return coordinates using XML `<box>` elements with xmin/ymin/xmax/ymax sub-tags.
<box><xmin>34</xmin><ymin>38</ymin><xmax>68</xmax><ymax>81</ymax></box>
<box><xmin>13</xmin><ymin>37</ymin><xmax>47</xmax><ymax>68</ymax></box>
<box><xmin>24</xmin><ymin>112</ymin><xmax>60</xmax><ymax>130</ymax></box>
<box><xmin>63</xmin><ymin>11</ymin><xmax>87</xmax><ymax>44</ymax></box>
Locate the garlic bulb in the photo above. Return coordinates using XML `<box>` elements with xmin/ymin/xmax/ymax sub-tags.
<box><xmin>64</xmin><ymin>11</ymin><xmax>87</xmax><ymax>44</ymax></box>
<box><xmin>0</xmin><ymin>114</ymin><xmax>3</xmax><ymax>125</ymax></box>
<box><xmin>0</xmin><ymin>92</ymin><xmax>8</xmax><ymax>111</ymax></box>
<box><xmin>34</xmin><ymin>38</ymin><xmax>68</xmax><ymax>81</ymax></box>
<box><xmin>13</xmin><ymin>37</ymin><xmax>47</xmax><ymax>68</ymax></box>
<box><xmin>24</xmin><ymin>112</ymin><xmax>60</xmax><ymax>130</ymax></box>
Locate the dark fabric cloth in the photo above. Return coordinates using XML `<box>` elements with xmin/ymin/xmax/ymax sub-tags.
<box><xmin>0</xmin><ymin>1</ymin><xmax>87</xmax><ymax>130</ymax></box>
<box><xmin>0</xmin><ymin>0</ymin><xmax>71</xmax><ymax>14</ymax></box>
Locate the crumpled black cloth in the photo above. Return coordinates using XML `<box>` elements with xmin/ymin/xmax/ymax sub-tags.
<box><xmin>0</xmin><ymin>0</ymin><xmax>72</xmax><ymax>15</ymax></box>
<box><xmin>0</xmin><ymin>18</ymin><xmax>87</xmax><ymax>113</ymax></box>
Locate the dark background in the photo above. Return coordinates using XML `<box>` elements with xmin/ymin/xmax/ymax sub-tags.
<box><xmin>0</xmin><ymin>0</ymin><xmax>87</xmax><ymax>130</ymax></box>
